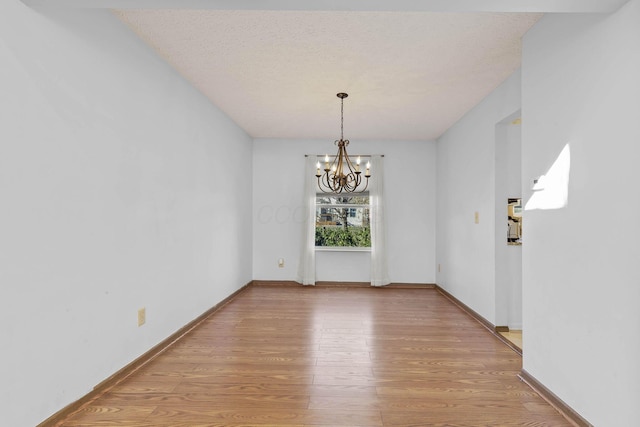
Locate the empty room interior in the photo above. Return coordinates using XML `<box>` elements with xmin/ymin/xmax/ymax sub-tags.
<box><xmin>2</xmin><ymin>0</ymin><xmax>639</xmax><ymax>426</ymax></box>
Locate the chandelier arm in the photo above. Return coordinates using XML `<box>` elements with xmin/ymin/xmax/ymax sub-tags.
<box><xmin>352</xmin><ymin>172</ymin><xmax>362</xmax><ymax>189</ymax></box>
<box><xmin>334</xmin><ymin>149</ymin><xmax>341</xmax><ymax>179</ymax></box>
<box><xmin>317</xmin><ymin>170</ymin><xmax>368</xmax><ymax>194</ymax></box>
<box><xmin>322</xmin><ymin>170</ymin><xmax>335</xmax><ymax>193</ymax></box>
<box><xmin>325</xmin><ymin>166</ymin><xmax>342</xmax><ymax>193</ymax></box>
<box><xmin>342</xmin><ymin>144</ymin><xmax>359</xmax><ymax>176</ymax></box>
<box><xmin>359</xmin><ymin>178</ymin><xmax>369</xmax><ymax>193</ymax></box>
<box><xmin>318</xmin><ymin>173</ymin><xmax>332</xmax><ymax>193</ymax></box>
<box><xmin>317</xmin><ymin>176</ymin><xmax>326</xmax><ymax>193</ymax></box>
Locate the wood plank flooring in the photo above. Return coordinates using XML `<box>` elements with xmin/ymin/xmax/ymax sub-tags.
<box><xmin>58</xmin><ymin>285</ymin><xmax>571</xmax><ymax>426</ymax></box>
<box><xmin>499</xmin><ymin>330</ymin><xmax>523</xmax><ymax>351</ymax></box>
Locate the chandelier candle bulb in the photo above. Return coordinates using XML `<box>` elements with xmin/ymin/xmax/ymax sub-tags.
<box><xmin>316</xmin><ymin>162</ymin><xmax>321</xmax><ymax>176</ymax></box>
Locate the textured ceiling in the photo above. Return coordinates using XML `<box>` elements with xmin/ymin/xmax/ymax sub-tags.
<box><xmin>114</xmin><ymin>10</ymin><xmax>542</xmax><ymax>140</ymax></box>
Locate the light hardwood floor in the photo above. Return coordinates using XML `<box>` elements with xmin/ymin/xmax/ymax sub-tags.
<box><xmin>57</xmin><ymin>285</ymin><xmax>570</xmax><ymax>426</ymax></box>
<box><xmin>499</xmin><ymin>330</ymin><xmax>523</xmax><ymax>351</ymax></box>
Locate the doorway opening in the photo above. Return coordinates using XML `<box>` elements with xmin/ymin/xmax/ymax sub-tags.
<box><xmin>495</xmin><ymin>111</ymin><xmax>523</xmax><ymax>351</ymax></box>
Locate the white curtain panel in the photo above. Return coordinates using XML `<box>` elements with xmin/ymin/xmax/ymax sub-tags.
<box><xmin>296</xmin><ymin>156</ymin><xmax>317</xmax><ymax>285</ymax></box>
<box><xmin>370</xmin><ymin>155</ymin><xmax>391</xmax><ymax>286</ymax></box>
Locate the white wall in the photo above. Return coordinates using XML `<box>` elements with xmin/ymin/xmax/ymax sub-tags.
<box><xmin>521</xmin><ymin>2</ymin><xmax>640</xmax><ymax>425</ymax></box>
<box><xmin>253</xmin><ymin>139</ymin><xmax>436</xmax><ymax>284</ymax></box>
<box><xmin>436</xmin><ymin>71</ymin><xmax>521</xmax><ymax>324</ymax></box>
<box><xmin>0</xmin><ymin>2</ymin><xmax>253</xmax><ymax>426</ymax></box>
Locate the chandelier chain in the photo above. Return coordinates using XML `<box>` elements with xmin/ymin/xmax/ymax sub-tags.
<box><xmin>340</xmin><ymin>95</ymin><xmax>344</xmax><ymax>141</ymax></box>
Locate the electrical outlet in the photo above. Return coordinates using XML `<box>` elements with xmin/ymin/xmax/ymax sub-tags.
<box><xmin>137</xmin><ymin>308</ymin><xmax>146</xmax><ymax>327</ymax></box>
<box><xmin>278</xmin><ymin>258</ymin><xmax>285</xmax><ymax>268</ymax></box>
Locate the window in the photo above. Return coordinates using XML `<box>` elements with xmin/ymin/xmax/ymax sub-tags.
<box><xmin>315</xmin><ymin>193</ymin><xmax>370</xmax><ymax>248</ymax></box>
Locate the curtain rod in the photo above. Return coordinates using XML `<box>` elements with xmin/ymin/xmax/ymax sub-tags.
<box><xmin>305</xmin><ymin>154</ymin><xmax>384</xmax><ymax>157</ymax></box>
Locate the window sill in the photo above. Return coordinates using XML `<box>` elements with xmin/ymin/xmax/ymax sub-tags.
<box><xmin>315</xmin><ymin>246</ymin><xmax>371</xmax><ymax>252</ymax></box>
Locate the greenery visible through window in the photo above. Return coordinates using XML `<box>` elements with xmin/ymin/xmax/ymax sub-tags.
<box><xmin>315</xmin><ymin>194</ymin><xmax>370</xmax><ymax>248</ymax></box>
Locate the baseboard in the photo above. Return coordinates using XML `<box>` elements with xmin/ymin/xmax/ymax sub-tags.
<box><xmin>434</xmin><ymin>284</ymin><xmax>522</xmax><ymax>356</ymax></box>
<box><xmin>434</xmin><ymin>286</ymin><xmax>589</xmax><ymax>425</ymax></box>
<box><xmin>383</xmin><ymin>283</ymin><xmax>436</xmax><ymax>289</ymax></box>
<box><xmin>434</xmin><ymin>285</ymin><xmax>495</xmax><ymax>332</ymax></box>
<box><xmin>251</xmin><ymin>280</ymin><xmax>300</xmax><ymax>287</ymax></box>
<box><xmin>315</xmin><ymin>281</ymin><xmax>371</xmax><ymax>287</ymax></box>
<box><xmin>252</xmin><ymin>280</ymin><xmax>435</xmax><ymax>288</ymax></box>
<box><xmin>40</xmin><ymin>280</ymin><xmax>588</xmax><ymax>427</ymax></box>
<box><xmin>38</xmin><ymin>281</ymin><xmax>253</xmax><ymax>427</ymax></box>
<box><xmin>315</xmin><ymin>281</ymin><xmax>435</xmax><ymax>288</ymax></box>
<box><xmin>519</xmin><ymin>370</ymin><xmax>593</xmax><ymax>427</ymax></box>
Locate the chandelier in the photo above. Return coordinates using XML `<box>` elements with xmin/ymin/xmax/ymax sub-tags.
<box><xmin>316</xmin><ymin>93</ymin><xmax>370</xmax><ymax>193</ymax></box>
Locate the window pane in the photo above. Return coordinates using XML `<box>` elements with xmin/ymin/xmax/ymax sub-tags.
<box><xmin>316</xmin><ymin>194</ymin><xmax>369</xmax><ymax>206</ymax></box>
<box><xmin>315</xmin><ymin>207</ymin><xmax>370</xmax><ymax>247</ymax></box>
